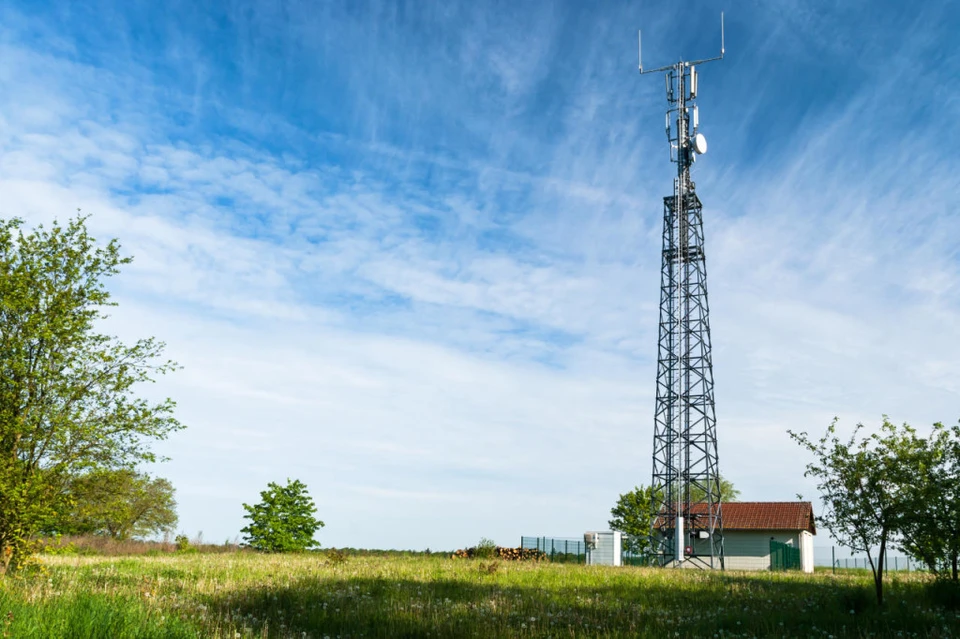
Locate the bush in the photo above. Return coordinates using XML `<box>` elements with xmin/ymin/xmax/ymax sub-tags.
<box><xmin>174</xmin><ymin>535</ymin><xmax>194</xmax><ymax>553</ymax></box>
<box><xmin>43</xmin><ymin>542</ymin><xmax>79</xmax><ymax>556</ymax></box>
<box><xmin>475</xmin><ymin>538</ymin><xmax>497</xmax><ymax>560</ymax></box>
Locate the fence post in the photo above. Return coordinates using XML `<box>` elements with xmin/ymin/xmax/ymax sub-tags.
<box><xmin>832</xmin><ymin>546</ymin><xmax>835</xmax><ymax>574</ymax></box>
<box><xmin>895</xmin><ymin>557</ymin><xmax>898</xmax><ymax>571</ymax></box>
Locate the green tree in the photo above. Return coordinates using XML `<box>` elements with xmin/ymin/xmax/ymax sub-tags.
<box><xmin>241</xmin><ymin>479</ymin><xmax>324</xmax><ymax>552</ymax></box>
<box><xmin>50</xmin><ymin>469</ymin><xmax>178</xmax><ymax>540</ymax></box>
<box><xmin>609</xmin><ymin>485</ymin><xmax>657</xmax><ymax>556</ymax></box>
<box><xmin>789</xmin><ymin>417</ymin><xmax>916</xmax><ymax>606</ymax></box>
<box><xmin>896</xmin><ymin>422</ymin><xmax>960</xmax><ymax>581</ymax></box>
<box><xmin>657</xmin><ymin>476</ymin><xmax>741</xmax><ymax>505</ymax></box>
<box><xmin>611</xmin><ymin>476</ymin><xmax>739</xmax><ymax>557</ymax></box>
<box><xmin>0</xmin><ymin>215</ymin><xmax>182</xmax><ymax>573</ymax></box>
<box><xmin>689</xmin><ymin>476</ymin><xmax>741</xmax><ymax>503</ymax></box>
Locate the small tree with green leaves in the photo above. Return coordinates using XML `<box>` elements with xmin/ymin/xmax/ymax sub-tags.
<box><xmin>789</xmin><ymin>417</ymin><xmax>918</xmax><ymax>606</ymax></box>
<box><xmin>241</xmin><ymin>479</ymin><xmax>324</xmax><ymax>552</ymax></box>
<box><xmin>896</xmin><ymin>421</ymin><xmax>960</xmax><ymax>581</ymax></box>
<box><xmin>609</xmin><ymin>485</ymin><xmax>658</xmax><ymax>557</ymax></box>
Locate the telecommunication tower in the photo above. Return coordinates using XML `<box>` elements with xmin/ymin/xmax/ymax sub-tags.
<box><xmin>639</xmin><ymin>15</ymin><xmax>725</xmax><ymax>569</ymax></box>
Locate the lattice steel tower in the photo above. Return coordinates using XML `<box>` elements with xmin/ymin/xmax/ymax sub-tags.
<box><xmin>639</xmin><ymin>16</ymin><xmax>725</xmax><ymax>569</ymax></box>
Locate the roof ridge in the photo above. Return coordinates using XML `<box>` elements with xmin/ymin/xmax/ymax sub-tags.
<box><xmin>722</xmin><ymin>501</ymin><xmax>812</xmax><ymax>505</ymax></box>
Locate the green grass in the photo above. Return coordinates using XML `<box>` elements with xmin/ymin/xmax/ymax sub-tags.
<box><xmin>0</xmin><ymin>553</ymin><xmax>956</xmax><ymax>638</ymax></box>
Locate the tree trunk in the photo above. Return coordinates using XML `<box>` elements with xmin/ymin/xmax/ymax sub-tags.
<box><xmin>952</xmin><ymin>552</ymin><xmax>958</xmax><ymax>582</ymax></box>
<box><xmin>874</xmin><ymin>540</ymin><xmax>886</xmax><ymax>606</ymax></box>
<box><xmin>0</xmin><ymin>544</ymin><xmax>11</xmax><ymax>575</ymax></box>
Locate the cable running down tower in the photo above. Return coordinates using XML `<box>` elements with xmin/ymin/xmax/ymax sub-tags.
<box><xmin>639</xmin><ymin>15</ymin><xmax>725</xmax><ymax>569</ymax></box>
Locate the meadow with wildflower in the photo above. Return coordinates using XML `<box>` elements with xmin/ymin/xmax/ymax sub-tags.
<box><xmin>0</xmin><ymin>552</ymin><xmax>956</xmax><ymax>638</ymax></box>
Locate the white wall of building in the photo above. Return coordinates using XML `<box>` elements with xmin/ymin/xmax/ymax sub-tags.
<box><xmin>723</xmin><ymin>531</ymin><xmax>815</xmax><ymax>572</ymax></box>
<box><xmin>800</xmin><ymin>530</ymin><xmax>814</xmax><ymax>573</ymax></box>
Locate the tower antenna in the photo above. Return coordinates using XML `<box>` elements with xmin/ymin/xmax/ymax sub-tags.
<box><xmin>638</xmin><ymin>13</ymin><xmax>726</xmax><ymax>570</ymax></box>
<box><xmin>638</xmin><ymin>12</ymin><xmax>724</xmax><ymax>74</ymax></box>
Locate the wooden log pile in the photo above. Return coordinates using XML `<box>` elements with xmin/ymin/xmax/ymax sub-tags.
<box><xmin>451</xmin><ymin>546</ymin><xmax>546</xmax><ymax>561</ymax></box>
<box><xmin>496</xmin><ymin>546</ymin><xmax>546</xmax><ymax>561</ymax></box>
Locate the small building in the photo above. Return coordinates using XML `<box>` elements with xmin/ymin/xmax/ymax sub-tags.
<box><xmin>720</xmin><ymin>502</ymin><xmax>816</xmax><ymax>572</ymax></box>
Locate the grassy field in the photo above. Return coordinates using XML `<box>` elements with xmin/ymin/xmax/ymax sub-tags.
<box><xmin>0</xmin><ymin>553</ymin><xmax>957</xmax><ymax>638</ymax></box>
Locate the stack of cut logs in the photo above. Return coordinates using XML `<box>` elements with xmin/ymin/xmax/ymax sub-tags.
<box><xmin>452</xmin><ymin>546</ymin><xmax>546</xmax><ymax>561</ymax></box>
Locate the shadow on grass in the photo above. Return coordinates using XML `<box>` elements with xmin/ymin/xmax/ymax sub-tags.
<box><xmin>203</xmin><ymin>568</ymin><xmax>953</xmax><ymax>638</ymax></box>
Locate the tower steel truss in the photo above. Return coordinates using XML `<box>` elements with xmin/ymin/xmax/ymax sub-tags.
<box><xmin>641</xmin><ymin>54</ymin><xmax>724</xmax><ymax>569</ymax></box>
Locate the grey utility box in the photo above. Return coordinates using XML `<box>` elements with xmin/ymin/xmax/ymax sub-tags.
<box><xmin>584</xmin><ymin>530</ymin><xmax>622</xmax><ymax>566</ymax></box>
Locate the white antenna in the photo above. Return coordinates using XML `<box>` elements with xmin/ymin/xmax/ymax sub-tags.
<box><xmin>721</xmin><ymin>12</ymin><xmax>725</xmax><ymax>57</ymax></box>
<box><xmin>638</xmin><ymin>30</ymin><xmax>643</xmax><ymax>73</ymax></box>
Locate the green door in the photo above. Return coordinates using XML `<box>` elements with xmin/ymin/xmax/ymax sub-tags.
<box><xmin>769</xmin><ymin>539</ymin><xmax>801</xmax><ymax>570</ymax></box>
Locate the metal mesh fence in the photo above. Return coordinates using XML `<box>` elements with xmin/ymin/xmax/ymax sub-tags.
<box><xmin>814</xmin><ymin>546</ymin><xmax>918</xmax><ymax>572</ymax></box>
<box><xmin>621</xmin><ymin>551</ymin><xmax>650</xmax><ymax>567</ymax></box>
<box><xmin>520</xmin><ymin>536</ymin><xmax>586</xmax><ymax>564</ymax></box>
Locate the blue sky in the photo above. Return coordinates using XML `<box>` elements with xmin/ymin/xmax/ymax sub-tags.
<box><xmin>1</xmin><ymin>0</ymin><xmax>959</xmax><ymax>550</ymax></box>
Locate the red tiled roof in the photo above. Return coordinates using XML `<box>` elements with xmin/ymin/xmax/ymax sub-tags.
<box><xmin>721</xmin><ymin>502</ymin><xmax>816</xmax><ymax>534</ymax></box>
<box><xmin>656</xmin><ymin>502</ymin><xmax>816</xmax><ymax>534</ymax></box>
